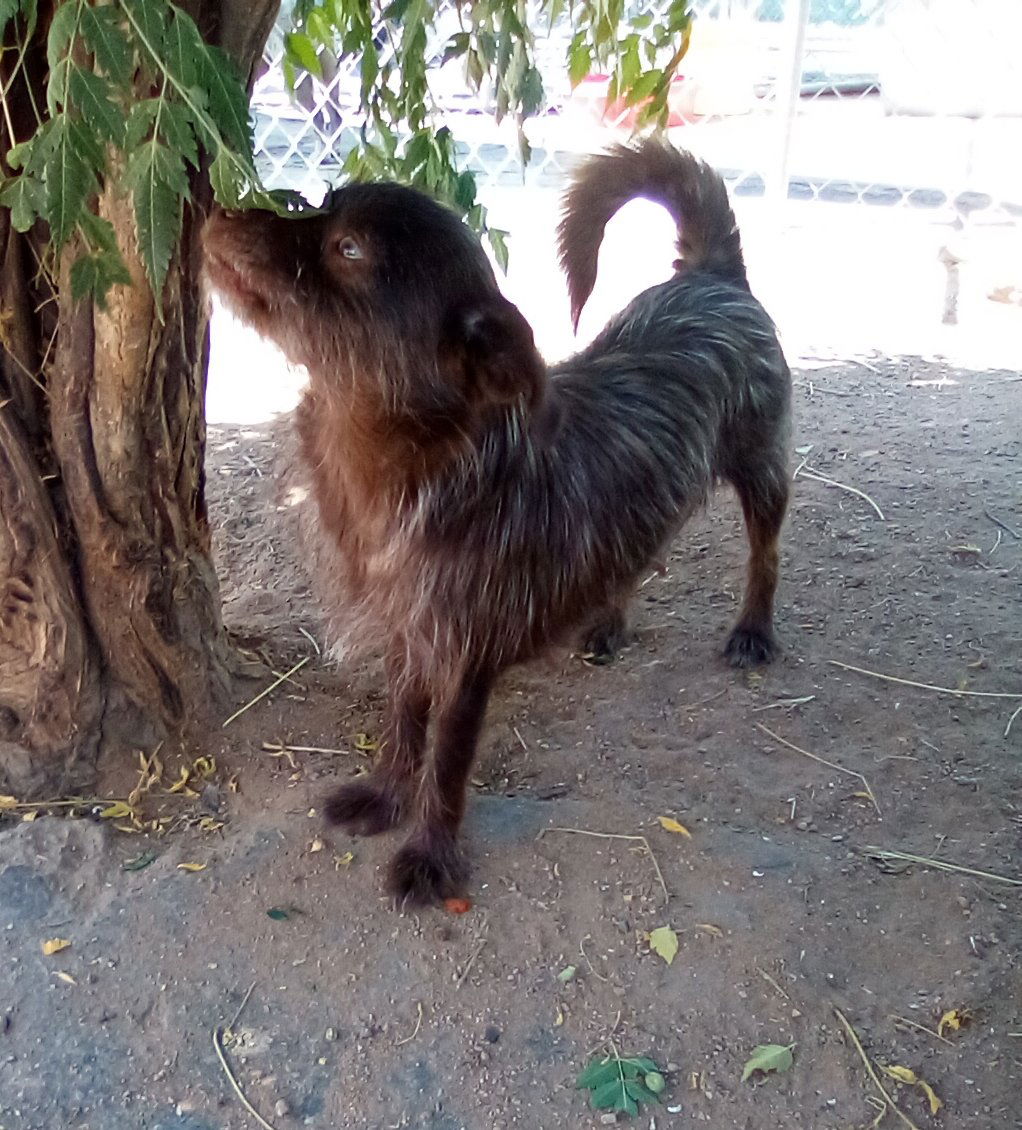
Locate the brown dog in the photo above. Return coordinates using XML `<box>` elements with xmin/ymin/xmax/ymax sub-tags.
<box><xmin>203</xmin><ymin>140</ymin><xmax>791</xmax><ymax>906</ymax></box>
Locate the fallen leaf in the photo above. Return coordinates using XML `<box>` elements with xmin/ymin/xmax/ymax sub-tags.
<box><xmin>695</xmin><ymin>923</ymin><xmax>723</xmax><ymax>937</ymax></box>
<box><xmin>193</xmin><ymin>756</ymin><xmax>216</xmax><ymax>778</ymax></box>
<box><xmin>557</xmin><ymin>964</ymin><xmax>577</xmax><ymax>984</ymax></box>
<box><xmin>554</xmin><ymin>1005</ymin><xmax>565</xmax><ymax>1026</ymax></box>
<box><xmin>918</xmin><ymin>1079</ymin><xmax>942</xmax><ymax>1115</ymax></box>
<box><xmin>334</xmin><ymin>851</ymin><xmax>354</xmax><ymax>869</ymax></box>
<box><xmin>649</xmin><ymin>925</ymin><xmax>678</xmax><ymax>965</ymax></box>
<box><xmin>22</xmin><ymin>811</ymin><xmax>38</xmax><ymax>822</ymax></box>
<box><xmin>658</xmin><ymin>816</ymin><xmax>692</xmax><ymax>838</ymax></box>
<box><xmin>53</xmin><ymin>971</ymin><xmax>77</xmax><ymax>985</ymax></box>
<box><xmin>741</xmin><ymin>1043</ymin><xmax>794</xmax><ymax>1082</ymax></box>
<box><xmin>443</xmin><ymin>897</ymin><xmax>472</xmax><ymax>914</ymax></box>
<box><xmin>122</xmin><ymin>849</ymin><xmax>158</xmax><ymax>871</ymax></box>
<box><xmin>881</xmin><ymin>1064</ymin><xmax>942</xmax><ymax>1115</ymax></box>
<box><xmin>266</xmin><ymin>907</ymin><xmax>290</xmax><ymax>920</ymax></box>
<box><xmin>938</xmin><ymin>1008</ymin><xmax>971</xmax><ymax>1036</ymax></box>
<box><xmin>99</xmin><ymin>801</ymin><xmax>133</xmax><ymax>820</ymax></box>
<box><xmin>0</xmin><ymin>795</ymin><xmax>19</xmax><ymax>809</ymax></box>
<box><xmin>353</xmin><ymin>733</ymin><xmax>378</xmax><ymax>752</ymax></box>
<box><xmin>645</xmin><ymin>1071</ymin><xmax>666</xmax><ymax>1094</ymax></box>
<box><xmin>176</xmin><ymin>862</ymin><xmax>207</xmax><ymax>872</ymax></box>
<box><xmin>309</xmin><ymin>837</ymin><xmax>325</xmax><ymax>853</ymax></box>
<box><xmin>42</xmin><ymin>938</ymin><xmax>71</xmax><ymax>956</ymax></box>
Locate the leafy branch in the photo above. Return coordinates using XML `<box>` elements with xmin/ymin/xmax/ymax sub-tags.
<box><xmin>577</xmin><ymin>1047</ymin><xmax>666</xmax><ymax>1118</ymax></box>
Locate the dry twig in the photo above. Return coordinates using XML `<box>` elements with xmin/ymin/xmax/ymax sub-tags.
<box><xmin>755</xmin><ymin>723</ymin><xmax>880</xmax><ymax>817</ymax></box>
<box><xmin>795</xmin><ymin>464</ymin><xmax>885</xmax><ymax>521</ymax></box>
<box><xmin>537</xmin><ymin>826</ymin><xmax>669</xmax><ymax>904</ymax></box>
<box><xmin>889</xmin><ymin>1014</ymin><xmax>952</xmax><ymax>1046</ymax></box>
<box><xmin>223</xmin><ymin>657</ymin><xmax>311</xmax><ymax>728</ymax></box>
<box><xmin>213</xmin><ymin>1026</ymin><xmax>279</xmax><ymax>1130</ymax></box>
<box><xmin>833</xmin><ymin>1007</ymin><xmax>921</xmax><ymax>1130</ymax></box>
<box><xmin>829</xmin><ymin>659</ymin><xmax>1022</xmax><ymax>700</ymax></box>
<box><xmin>396</xmin><ymin>1001</ymin><xmax>424</xmax><ymax>1045</ymax></box>
<box><xmin>863</xmin><ymin>846</ymin><xmax>1022</xmax><ymax>887</ymax></box>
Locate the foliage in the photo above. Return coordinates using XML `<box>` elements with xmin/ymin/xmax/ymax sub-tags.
<box><xmin>0</xmin><ymin>0</ymin><xmax>302</xmax><ymax>307</ymax></box>
<box><xmin>577</xmin><ymin>1049</ymin><xmax>666</xmax><ymax>1118</ymax></box>
<box><xmin>1</xmin><ymin>0</ymin><xmax>691</xmax><ymax>305</ymax></box>
<box><xmin>740</xmin><ymin>1042</ymin><xmax>794</xmax><ymax>1083</ymax></box>
<box><xmin>286</xmin><ymin>0</ymin><xmax>692</xmax><ymax>269</ymax></box>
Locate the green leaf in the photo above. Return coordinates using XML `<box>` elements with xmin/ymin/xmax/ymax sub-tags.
<box><xmin>381</xmin><ymin>0</ymin><xmax>412</xmax><ymax>21</ymax></box>
<box><xmin>81</xmin><ymin>4</ymin><xmax>133</xmax><ymax>84</ymax></box>
<box><xmin>198</xmin><ymin>44</ymin><xmax>253</xmax><ymax>154</ymax></box>
<box><xmin>487</xmin><ymin>227</ymin><xmax>509</xmax><ymax>274</ymax></box>
<box><xmin>78</xmin><ymin>209</ymin><xmax>121</xmax><ymax>255</ymax></box>
<box><xmin>577</xmin><ymin>1057</ymin><xmax>617</xmax><ymax>1091</ymax></box>
<box><xmin>649</xmin><ymin>925</ymin><xmax>678</xmax><ymax>965</ymax></box>
<box><xmin>741</xmin><ymin>1043</ymin><xmax>795</xmax><ymax>1083</ymax></box>
<box><xmin>121</xmin><ymin>0</ymin><xmax>168</xmax><ymax>60</ymax></box>
<box><xmin>124</xmin><ymin>100</ymin><xmax>160</xmax><ymax>149</ymax></box>
<box><xmin>441</xmin><ymin>32</ymin><xmax>470</xmax><ymax>65</ymax></box>
<box><xmin>591</xmin><ymin>1078</ymin><xmax>626</xmax><ymax>1110</ymax></box>
<box><xmin>266</xmin><ymin>907</ymin><xmax>290</xmax><ymax>920</ymax></box>
<box><xmin>556</xmin><ymin>964</ymin><xmax>577</xmax><ymax>984</ymax></box>
<box><xmin>128</xmin><ymin>141</ymin><xmax>184</xmax><ymax>297</ymax></box>
<box><xmin>285</xmin><ymin>32</ymin><xmax>323</xmax><ymax>80</ymax></box>
<box><xmin>0</xmin><ymin>174</ymin><xmax>44</xmax><ymax>231</ymax></box>
<box><xmin>44</xmin><ymin>116</ymin><xmax>97</xmax><ymax>249</ymax></box>
<box><xmin>625</xmin><ymin>69</ymin><xmax>663</xmax><ymax>107</ymax></box>
<box><xmin>68</xmin><ymin>66</ymin><xmax>125</xmax><ymax>145</ymax></box>
<box><xmin>46</xmin><ymin>0</ymin><xmax>78</xmax><ymax>69</ymax></box>
<box><xmin>568</xmin><ymin>36</ymin><xmax>592</xmax><ymax>87</ymax></box>
<box><xmin>122</xmin><ymin>848</ymin><xmax>159</xmax><ymax>871</ymax></box>
<box><xmin>163</xmin><ymin>6</ymin><xmax>202</xmax><ymax>89</ymax></box>
<box><xmin>159</xmin><ymin>101</ymin><xmax>199</xmax><ymax>169</ymax></box>
<box><xmin>645</xmin><ymin>1071</ymin><xmax>666</xmax><ymax>1094</ymax></box>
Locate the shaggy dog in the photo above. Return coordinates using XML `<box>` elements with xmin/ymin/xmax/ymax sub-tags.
<box><xmin>203</xmin><ymin>140</ymin><xmax>792</xmax><ymax>906</ymax></box>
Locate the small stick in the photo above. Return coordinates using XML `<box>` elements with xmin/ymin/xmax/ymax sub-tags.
<box><xmin>537</xmin><ymin>827</ymin><xmax>669</xmax><ymax>904</ymax></box>
<box><xmin>213</xmin><ymin>1026</ymin><xmax>279</xmax><ymax>1130</ymax></box>
<box><xmin>889</xmin><ymin>1014</ymin><xmax>952</xmax><ymax>1046</ymax></box>
<box><xmin>512</xmin><ymin>725</ymin><xmax>528</xmax><ymax>751</ymax></box>
<box><xmin>756</xmin><ymin>966</ymin><xmax>790</xmax><ymax>1001</ymax></box>
<box><xmin>455</xmin><ymin>919</ymin><xmax>489</xmax><ymax>989</ymax></box>
<box><xmin>796</xmin><ymin>465</ymin><xmax>885</xmax><ymax>521</ymax></box>
<box><xmin>829</xmin><ymin>659</ymin><xmax>1022</xmax><ymax>700</ymax></box>
<box><xmin>298</xmin><ymin>626</ymin><xmax>322</xmax><ymax>655</ymax></box>
<box><xmin>579</xmin><ymin>935</ymin><xmax>609</xmax><ymax>983</ymax></box>
<box><xmin>984</xmin><ymin>509</ymin><xmax>1020</xmax><ymax>539</ymax></box>
<box><xmin>833</xmin><ymin>1007</ymin><xmax>921</xmax><ymax>1130</ymax></box>
<box><xmin>395</xmin><ymin>1000</ymin><xmax>423</xmax><ymax>1045</ymax></box>
<box><xmin>261</xmin><ymin>742</ymin><xmax>350</xmax><ymax>756</ymax></box>
<box><xmin>223</xmin><ymin>657</ymin><xmax>311</xmax><ymax>728</ymax></box>
<box><xmin>752</xmin><ymin>695</ymin><xmax>816</xmax><ymax>712</ymax></box>
<box><xmin>755</xmin><ymin>723</ymin><xmax>880</xmax><ymax>817</ymax></box>
<box><xmin>862</xmin><ymin>847</ymin><xmax>1022</xmax><ymax>886</ymax></box>
<box><xmin>1004</xmin><ymin>703</ymin><xmax>1022</xmax><ymax>739</ymax></box>
<box><xmin>227</xmin><ymin>980</ymin><xmax>257</xmax><ymax>1034</ymax></box>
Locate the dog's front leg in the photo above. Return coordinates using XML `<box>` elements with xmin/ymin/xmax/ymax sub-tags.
<box><xmin>325</xmin><ymin>663</ymin><xmax>431</xmax><ymax>836</ymax></box>
<box><xmin>387</xmin><ymin>667</ymin><xmax>495</xmax><ymax>906</ymax></box>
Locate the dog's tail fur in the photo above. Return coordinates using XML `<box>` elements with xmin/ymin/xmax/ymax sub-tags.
<box><xmin>558</xmin><ymin>138</ymin><xmax>746</xmax><ymax>329</ymax></box>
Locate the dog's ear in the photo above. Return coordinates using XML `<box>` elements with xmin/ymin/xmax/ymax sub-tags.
<box><xmin>441</xmin><ymin>296</ymin><xmax>545</xmax><ymax>408</ymax></box>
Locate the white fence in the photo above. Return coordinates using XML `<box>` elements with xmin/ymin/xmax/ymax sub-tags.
<box><xmin>251</xmin><ymin>0</ymin><xmax>1022</xmax><ymax>227</ymax></box>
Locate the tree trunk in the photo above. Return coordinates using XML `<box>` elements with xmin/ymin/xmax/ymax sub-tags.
<box><xmin>0</xmin><ymin>0</ymin><xmax>280</xmax><ymax>796</ymax></box>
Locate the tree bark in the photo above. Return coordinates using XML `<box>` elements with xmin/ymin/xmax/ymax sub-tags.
<box><xmin>0</xmin><ymin>0</ymin><xmax>281</xmax><ymax>795</ymax></box>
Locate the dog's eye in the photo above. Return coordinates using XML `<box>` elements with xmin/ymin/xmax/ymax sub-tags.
<box><xmin>335</xmin><ymin>236</ymin><xmax>363</xmax><ymax>261</ymax></box>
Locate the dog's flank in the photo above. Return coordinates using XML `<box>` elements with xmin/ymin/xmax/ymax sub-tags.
<box><xmin>203</xmin><ymin>140</ymin><xmax>792</xmax><ymax>907</ymax></box>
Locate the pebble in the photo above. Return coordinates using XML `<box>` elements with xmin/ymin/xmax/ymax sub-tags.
<box><xmin>796</xmin><ymin>820</ymin><xmax>810</xmax><ymax>831</ymax></box>
<box><xmin>275</xmin><ymin>1099</ymin><xmax>290</xmax><ymax>1118</ymax></box>
<box><xmin>599</xmin><ymin>1114</ymin><xmax>618</xmax><ymax>1126</ymax></box>
<box><xmin>325</xmin><ymin>1027</ymin><xmax>338</xmax><ymax>1042</ymax></box>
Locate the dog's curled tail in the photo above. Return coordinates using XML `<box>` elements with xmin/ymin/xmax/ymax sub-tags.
<box><xmin>558</xmin><ymin>139</ymin><xmax>746</xmax><ymax>329</ymax></box>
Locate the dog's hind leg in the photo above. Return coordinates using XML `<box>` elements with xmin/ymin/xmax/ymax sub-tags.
<box><xmin>724</xmin><ymin>463</ymin><xmax>789</xmax><ymax>668</ymax></box>
<box><xmin>388</xmin><ymin>667</ymin><xmax>495</xmax><ymax>906</ymax></box>
<box><xmin>325</xmin><ymin>661</ymin><xmax>431</xmax><ymax>836</ymax></box>
<box><xmin>579</xmin><ymin>602</ymin><xmax>631</xmax><ymax>665</ymax></box>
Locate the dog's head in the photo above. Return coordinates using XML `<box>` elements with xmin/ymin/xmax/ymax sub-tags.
<box><xmin>203</xmin><ymin>184</ymin><xmax>544</xmax><ymax>417</ymax></box>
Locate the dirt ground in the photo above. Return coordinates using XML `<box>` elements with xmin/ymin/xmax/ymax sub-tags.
<box><xmin>1</xmin><ymin>353</ymin><xmax>1020</xmax><ymax>1129</ymax></box>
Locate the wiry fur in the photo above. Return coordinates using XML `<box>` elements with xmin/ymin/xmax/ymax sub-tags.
<box><xmin>203</xmin><ymin>139</ymin><xmax>792</xmax><ymax>907</ymax></box>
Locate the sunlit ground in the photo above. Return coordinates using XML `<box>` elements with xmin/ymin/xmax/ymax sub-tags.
<box><xmin>206</xmin><ymin>187</ymin><xmax>1022</xmax><ymax>426</ymax></box>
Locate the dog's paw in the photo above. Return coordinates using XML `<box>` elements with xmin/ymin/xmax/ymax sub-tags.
<box><xmin>323</xmin><ymin>780</ymin><xmax>404</xmax><ymax>836</ymax></box>
<box><xmin>724</xmin><ymin>624</ymin><xmax>779</xmax><ymax>668</ymax></box>
<box><xmin>580</xmin><ymin>611</ymin><xmax>630</xmax><ymax>666</ymax></box>
<box><xmin>387</xmin><ymin>835</ymin><xmax>468</xmax><ymax>907</ymax></box>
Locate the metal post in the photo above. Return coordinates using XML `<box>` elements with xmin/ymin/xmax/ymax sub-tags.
<box><xmin>769</xmin><ymin>0</ymin><xmax>811</xmax><ymax>210</ymax></box>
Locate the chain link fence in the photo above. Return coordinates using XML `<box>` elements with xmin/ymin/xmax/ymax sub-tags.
<box><xmin>251</xmin><ymin>0</ymin><xmax>1022</xmax><ymax>226</ymax></box>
